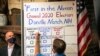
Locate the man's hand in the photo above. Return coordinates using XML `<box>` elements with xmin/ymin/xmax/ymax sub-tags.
<box><xmin>34</xmin><ymin>31</ymin><xmax>40</xmax><ymax>40</ymax></box>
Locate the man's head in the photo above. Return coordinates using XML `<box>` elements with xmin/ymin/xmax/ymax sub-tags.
<box><xmin>5</xmin><ymin>31</ymin><xmax>16</xmax><ymax>44</ymax></box>
<box><xmin>53</xmin><ymin>38</ymin><xmax>66</xmax><ymax>54</ymax></box>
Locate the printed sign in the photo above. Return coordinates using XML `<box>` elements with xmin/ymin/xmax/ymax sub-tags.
<box><xmin>24</xmin><ymin>1</ymin><xmax>78</xmax><ymax>56</ymax></box>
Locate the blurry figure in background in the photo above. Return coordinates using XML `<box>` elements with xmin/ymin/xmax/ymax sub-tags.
<box><xmin>0</xmin><ymin>31</ymin><xmax>21</xmax><ymax>56</ymax></box>
<box><xmin>34</xmin><ymin>31</ymin><xmax>66</xmax><ymax>56</ymax></box>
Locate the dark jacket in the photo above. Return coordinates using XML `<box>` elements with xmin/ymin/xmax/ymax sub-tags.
<box><xmin>0</xmin><ymin>44</ymin><xmax>21</xmax><ymax>56</ymax></box>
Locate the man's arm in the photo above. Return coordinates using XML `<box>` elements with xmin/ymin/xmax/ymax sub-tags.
<box><xmin>34</xmin><ymin>32</ymin><xmax>40</xmax><ymax>55</ymax></box>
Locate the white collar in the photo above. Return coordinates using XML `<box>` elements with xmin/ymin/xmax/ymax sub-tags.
<box><xmin>8</xmin><ymin>44</ymin><xmax>15</xmax><ymax>49</ymax></box>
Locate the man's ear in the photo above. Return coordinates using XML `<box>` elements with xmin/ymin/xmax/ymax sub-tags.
<box><xmin>5</xmin><ymin>34</ymin><xmax>7</xmax><ymax>41</ymax></box>
<box><xmin>52</xmin><ymin>48</ymin><xmax>56</xmax><ymax>53</ymax></box>
<box><xmin>5</xmin><ymin>37</ymin><xmax>7</xmax><ymax>41</ymax></box>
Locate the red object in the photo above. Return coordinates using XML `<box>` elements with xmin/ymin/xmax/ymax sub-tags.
<box><xmin>77</xmin><ymin>0</ymin><xmax>92</xmax><ymax>56</ymax></box>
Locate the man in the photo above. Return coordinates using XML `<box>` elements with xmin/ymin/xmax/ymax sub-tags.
<box><xmin>53</xmin><ymin>39</ymin><xmax>66</xmax><ymax>56</ymax></box>
<box><xmin>34</xmin><ymin>31</ymin><xmax>66</xmax><ymax>56</ymax></box>
<box><xmin>0</xmin><ymin>31</ymin><xmax>21</xmax><ymax>56</ymax></box>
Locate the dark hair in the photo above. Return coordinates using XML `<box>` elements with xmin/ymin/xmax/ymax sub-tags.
<box><xmin>53</xmin><ymin>38</ymin><xmax>66</xmax><ymax>54</ymax></box>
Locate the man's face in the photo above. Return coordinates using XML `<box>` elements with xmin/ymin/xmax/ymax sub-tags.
<box><xmin>5</xmin><ymin>31</ymin><xmax>15</xmax><ymax>41</ymax></box>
